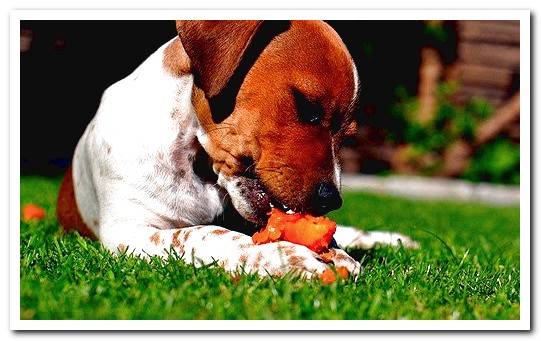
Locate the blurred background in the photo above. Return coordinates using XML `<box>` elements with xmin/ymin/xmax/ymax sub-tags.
<box><xmin>20</xmin><ymin>20</ymin><xmax>520</xmax><ymax>187</ymax></box>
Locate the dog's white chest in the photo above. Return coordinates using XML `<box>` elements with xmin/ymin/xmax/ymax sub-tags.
<box><xmin>72</xmin><ymin>38</ymin><xmax>223</xmax><ymax>236</ymax></box>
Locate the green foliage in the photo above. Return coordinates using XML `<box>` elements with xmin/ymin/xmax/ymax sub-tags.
<box><xmin>391</xmin><ymin>82</ymin><xmax>494</xmax><ymax>153</ymax></box>
<box><xmin>463</xmin><ymin>139</ymin><xmax>520</xmax><ymax>185</ymax></box>
<box><xmin>424</xmin><ymin>22</ymin><xmax>448</xmax><ymax>44</ymax></box>
<box><xmin>20</xmin><ymin>176</ymin><xmax>519</xmax><ymax>319</ymax></box>
<box><xmin>390</xmin><ymin>82</ymin><xmax>519</xmax><ymax>184</ymax></box>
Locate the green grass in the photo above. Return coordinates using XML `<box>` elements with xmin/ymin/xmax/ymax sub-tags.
<box><xmin>20</xmin><ymin>176</ymin><xmax>520</xmax><ymax>320</ymax></box>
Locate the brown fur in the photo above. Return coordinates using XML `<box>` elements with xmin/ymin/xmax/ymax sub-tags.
<box><xmin>211</xmin><ymin>229</ymin><xmax>229</xmax><ymax>235</ymax></box>
<box><xmin>183</xmin><ymin>229</ymin><xmax>192</xmax><ymax>242</ymax></box>
<box><xmin>171</xmin><ymin>230</ymin><xmax>182</xmax><ymax>248</ymax></box>
<box><xmin>163</xmin><ymin>37</ymin><xmax>191</xmax><ymax>77</ymax></box>
<box><xmin>252</xmin><ymin>252</ymin><xmax>263</xmax><ymax>269</ymax></box>
<box><xmin>117</xmin><ymin>244</ymin><xmax>127</xmax><ymax>253</ymax></box>
<box><xmin>149</xmin><ymin>232</ymin><xmax>161</xmax><ymax>245</ymax></box>
<box><xmin>288</xmin><ymin>255</ymin><xmax>307</xmax><ymax>268</ymax></box>
<box><xmin>57</xmin><ymin>166</ymin><xmax>97</xmax><ymax>240</ymax></box>
<box><xmin>176</xmin><ymin>20</ymin><xmax>263</xmax><ymax>96</ymax></box>
<box><xmin>182</xmin><ymin>20</ymin><xmax>357</xmax><ymax>212</ymax></box>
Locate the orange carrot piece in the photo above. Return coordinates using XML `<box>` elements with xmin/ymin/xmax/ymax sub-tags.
<box><xmin>336</xmin><ymin>266</ymin><xmax>350</xmax><ymax>279</ymax></box>
<box><xmin>251</xmin><ymin>208</ymin><xmax>337</xmax><ymax>253</ymax></box>
<box><xmin>22</xmin><ymin>204</ymin><xmax>46</xmax><ymax>222</ymax></box>
<box><xmin>320</xmin><ymin>268</ymin><xmax>336</xmax><ymax>284</ymax></box>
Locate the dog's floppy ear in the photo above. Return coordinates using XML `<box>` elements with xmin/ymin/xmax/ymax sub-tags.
<box><xmin>176</xmin><ymin>20</ymin><xmax>263</xmax><ymax>98</ymax></box>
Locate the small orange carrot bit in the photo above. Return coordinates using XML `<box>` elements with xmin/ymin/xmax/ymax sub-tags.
<box><xmin>251</xmin><ymin>231</ymin><xmax>262</xmax><ymax>244</ymax></box>
<box><xmin>252</xmin><ymin>228</ymin><xmax>270</xmax><ymax>244</ymax></box>
<box><xmin>336</xmin><ymin>266</ymin><xmax>350</xmax><ymax>279</ymax></box>
<box><xmin>320</xmin><ymin>268</ymin><xmax>337</xmax><ymax>285</ymax></box>
<box><xmin>22</xmin><ymin>204</ymin><xmax>46</xmax><ymax>222</ymax></box>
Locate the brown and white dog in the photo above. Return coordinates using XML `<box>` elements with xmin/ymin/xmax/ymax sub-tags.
<box><xmin>57</xmin><ymin>20</ymin><xmax>417</xmax><ymax>279</ymax></box>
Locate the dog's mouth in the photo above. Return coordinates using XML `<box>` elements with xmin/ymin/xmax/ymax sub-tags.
<box><xmin>224</xmin><ymin>173</ymin><xmax>297</xmax><ymax>227</ymax></box>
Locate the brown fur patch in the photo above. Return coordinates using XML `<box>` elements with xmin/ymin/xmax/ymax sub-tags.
<box><xmin>239</xmin><ymin>254</ymin><xmax>248</xmax><ymax>263</ymax></box>
<box><xmin>219</xmin><ymin>259</ymin><xmax>230</xmax><ymax>268</ymax></box>
<box><xmin>177</xmin><ymin>244</ymin><xmax>185</xmax><ymax>255</ymax></box>
<box><xmin>172</xmin><ymin>230</ymin><xmax>182</xmax><ymax>248</ymax></box>
<box><xmin>117</xmin><ymin>244</ymin><xmax>127</xmax><ymax>253</ymax></box>
<box><xmin>284</xmin><ymin>247</ymin><xmax>295</xmax><ymax>256</ymax></box>
<box><xmin>232</xmin><ymin>235</ymin><xmax>242</xmax><ymax>240</ymax></box>
<box><xmin>333</xmin><ymin>252</ymin><xmax>350</xmax><ymax>262</ymax></box>
<box><xmin>177</xmin><ymin>20</ymin><xmax>262</xmax><ymax>96</ymax></box>
<box><xmin>288</xmin><ymin>255</ymin><xmax>306</xmax><ymax>268</ymax></box>
<box><xmin>163</xmin><ymin>37</ymin><xmax>191</xmax><ymax>77</ymax></box>
<box><xmin>183</xmin><ymin>229</ymin><xmax>192</xmax><ymax>242</ymax></box>
<box><xmin>149</xmin><ymin>232</ymin><xmax>161</xmax><ymax>245</ymax></box>
<box><xmin>273</xmin><ymin>270</ymin><xmax>284</xmax><ymax>277</ymax></box>
<box><xmin>57</xmin><ymin>166</ymin><xmax>97</xmax><ymax>240</ymax></box>
<box><xmin>252</xmin><ymin>252</ymin><xmax>263</xmax><ymax>269</ymax></box>
<box><xmin>211</xmin><ymin>229</ymin><xmax>229</xmax><ymax>235</ymax></box>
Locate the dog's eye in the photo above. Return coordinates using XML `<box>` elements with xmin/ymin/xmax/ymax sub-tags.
<box><xmin>293</xmin><ymin>90</ymin><xmax>323</xmax><ymax>125</ymax></box>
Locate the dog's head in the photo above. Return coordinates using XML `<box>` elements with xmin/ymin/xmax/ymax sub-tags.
<box><xmin>176</xmin><ymin>20</ymin><xmax>359</xmax><ymax>225</ymax></box>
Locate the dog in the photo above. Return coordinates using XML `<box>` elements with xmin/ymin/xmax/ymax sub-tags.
<box><xmin>57</xmin><ymin>20</ymin><xmax>417</xmax><ymax>279</ymax></box>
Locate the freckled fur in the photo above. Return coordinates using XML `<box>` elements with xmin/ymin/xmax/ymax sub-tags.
<box><xmin>171</xmin><ymin>230</ymin><xmax>181</xmax><ymax>248</ymax></box>
<box><xmin>183</xmin><ymin>229</ymin><xmax>192</xmax><ymax>242</ymax></box>
<box><xmin>252</xmin><ymin>252</ymin><xmax>263</xmax><ymax>268</ymax></box>
<box><xmin>211</xmin><ymin>229</ymin><xmax>229</xmax><ymax>235</ymax></box>
<box><xmin>117</xmin><ymin>244</ymin><xmax>127</xmax><ymax>253</ymax></box>
<box><xmin>288</xmin><ymin>255</ymin><xmax>307</xmax><ymax>268</ymax></box>
<box><xmin>150</xmin><ymin>232</ymin><xmax>161</xmax><ymax>245</ymax></box>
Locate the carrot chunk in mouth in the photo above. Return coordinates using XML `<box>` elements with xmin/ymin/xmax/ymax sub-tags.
<box><xmin>252</xmin><ymin>208</ymin><xmax>337</xmax><ymax>253</ymax></box>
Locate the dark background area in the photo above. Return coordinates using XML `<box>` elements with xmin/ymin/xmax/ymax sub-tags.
<box><xmin>20</xmin><ymin>20</ymin><xmax>428</xmax><ymax>176</ymax></box>
<box><xmin>21</xmin><ymin>21</ymin><xmax>176</xmax><ymax>175</ymax></box>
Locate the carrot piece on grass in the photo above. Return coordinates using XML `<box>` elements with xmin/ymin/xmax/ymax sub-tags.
<box><xmin>336</xmin><ymin>266</ymin><xmax>350</xmax><ymax>279</ymax></box>
<box><xmin>22</xmin><ymin>204</ymin><xmax>45</xmax><ymax>222</ymax></box>
<box><xmin>320</xmin><ymin>268</ymin><xmax>336</xmax><ymax>284</ymax></box>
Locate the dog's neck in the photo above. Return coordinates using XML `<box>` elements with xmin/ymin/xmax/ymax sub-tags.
<box><xmin>160</xmin><ymin>36</ymin><xmax>259</xmax><ymax>232</ymax></box>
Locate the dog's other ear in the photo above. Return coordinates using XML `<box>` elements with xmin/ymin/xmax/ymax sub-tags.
<box><xmin>176</xmin><ymin>20</ymin><xmax>263</xmax><ymax>98</ymax></box>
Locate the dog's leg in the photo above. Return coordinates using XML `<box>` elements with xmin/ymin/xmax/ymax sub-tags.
<box><xmin>100</xmin><ymin>223</ymin><xmax>360</xmax><ymax>279</ymax></box>
<box><xmin>334</xmin><ymin>225</ymin><xmax>419</xmax><ymax>250</ymax></box>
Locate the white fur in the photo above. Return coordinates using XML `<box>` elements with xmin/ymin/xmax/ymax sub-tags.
<box><xmin>71</xmin><ymin>36</ymin><xmax>415</xmax><ymax>279</ymax></box>
<box><xmin>73</xmin><ymin>37</ymin><xmax>224</xmax><ymax>244</ymax></box>
<box><xmin>331</xmin><ymin>141</ymin><xmax>341</xmax><ymax>188</ymax></box>
<box><xmin>351</xmin><ymin>61</ymin><xmax>360</xmax><ymax>105</ymax></box>
<box><xmin>334</xmin><ymin>226</ymin><xmax>419</xmax><ymax>250</ymax></box>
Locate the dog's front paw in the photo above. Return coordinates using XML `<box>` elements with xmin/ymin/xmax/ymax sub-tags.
<box><xmin>232</xmin><ymin>241</ymin><xmax>331</xmax><ymax>279</ymax></box>
<box><xmin>233</xmin><ymin>241</ymin><xmax>362</xmax><ymax>280</ymax></box>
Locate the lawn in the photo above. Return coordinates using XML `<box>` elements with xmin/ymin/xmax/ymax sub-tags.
<box><xmin>19</xmin><ymin>176</ymin><xmax>520</xmax><ymax>320</ymax></box>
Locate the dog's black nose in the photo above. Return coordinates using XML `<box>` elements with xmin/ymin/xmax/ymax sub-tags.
<box><xmin>310</xmin><ymin>182</ymin><xmax>342</xmax><ymax>215</ymax></box>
